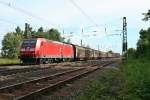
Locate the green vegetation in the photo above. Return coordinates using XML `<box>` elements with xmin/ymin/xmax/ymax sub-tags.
<box><xmin>1</xmin><ymin>27</ymin><xmax>23</xmax><ymax>58</ymax></box>
<box><xmin>142</xmin><ymin>10</ymin><xmax>150</xmax><ymax>21</ymax></box>
<box><xmin>136</xmin><ymin>28</ymin><xmax>150</xmax><ymax>58</ymax></box>
<box><xmin>0</xmin><ymin>58</ymin><xmax>20</xmax><ymax>64</ymax></box>
<box><xmin>76</xmin><ymin>10</ymin><xmax>150</xmax><ymax>100</ymax></box>
<box><xmin>76</xmin><ymin>69</ymin><xmax>122</xmax><ymax>100</ymax></box>
<box><xmin>120</xmin><ymin>58</ymin><xmax>150</xmax><ymax>100</ymax></box>
<box><xmin>76</xmin><ymin>58</ymin><xmax>150</xmax><ymax>100</ymax></box>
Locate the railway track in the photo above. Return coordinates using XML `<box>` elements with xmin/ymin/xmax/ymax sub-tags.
<box><xmin>0</xmin><ymin>59</ymin><xmax>103</xmax><ymax>67</ymax></box>
<box><xmin>0</xmin><ymin>61</ymin><xmax>105</xmax><ymax>87</ymax></box>
<box><xmin>0</xmin><ymin>63</ymin><xmax>62</xmax><ymax>75</ymax></box>
<box><xmin>0</xmin><ymin>67</ymin><xmax>75</xmax><ymax>88</ymax></box>
<box><xmin>0</xmin><ymin>60</ymin><xmax>105</xmax><ymax>77</ymax></box>
<box><xmin>0</xmin><ymin>63</ymin><xmax>75</xmax><ymax>76</ymax></box>
<box><xmin>0</xmin><ymin>60</ymin><xmax>105</xmax><ymax>87</ymax></box>
<box><xmin>0</xmin><ymin>67</ymin><xmax>51</xmax><ymax>76</ymax></box>
<box><xmin>0</xmin><ymin>61</ymin><xmax>113</xmax><ymax>100</ymax></box>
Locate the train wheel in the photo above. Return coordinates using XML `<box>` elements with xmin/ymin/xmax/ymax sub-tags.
<box><xmin>40</xmin><ymin>59</ymin><xmax>43</xmax><ymax>64</ymax></box>
<box><xmin>62</xmin><ymin>58</ymin><xmax>65</xmax><ymax>62</ymax></box>
<box><xmin>48</xmin><ymin>59</ymin><xmax>52</xmax><ymax>63</ymax></box>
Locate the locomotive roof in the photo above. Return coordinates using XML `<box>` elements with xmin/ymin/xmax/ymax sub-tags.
<box><xmin>24</xmin><ymin>38</ymin><xmax>106</xmax><ymax>52</ymax></box>
<box><xmin>38</xmin><ymin>38</ymin><xmax>73</xmax><ymax>46</ymax></box>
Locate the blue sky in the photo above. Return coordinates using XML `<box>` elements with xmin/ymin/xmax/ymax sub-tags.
<box><xmin>0</xmin><ymin>0</ymin><xmax>150</xmax><ymax>53</ymax></box>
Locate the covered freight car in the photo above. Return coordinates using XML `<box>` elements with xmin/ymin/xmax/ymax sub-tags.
<box><xmin>72</xmin><ymin>45</ymin><xmax>100</xmax><ymax>60</ymax></box>
<box><xmin>72</xmin><ymin>45</ymin><xmax>86</xmax><ymax>60</ymax></box>
<box><xmin>93</xmin><ymin>50</ymin><xmax>101</xmax><ymax>59</ymax></box>
<box><xmin>99</xmin><ymin>51</ymin><xmax>107</xmax><ymax>58</ymax></box>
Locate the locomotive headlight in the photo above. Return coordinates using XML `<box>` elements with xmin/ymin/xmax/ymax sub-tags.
<box><xmin>21</xmin><ymin>48</ymin><xmax>25</xmax><ymax>51</ymax></box>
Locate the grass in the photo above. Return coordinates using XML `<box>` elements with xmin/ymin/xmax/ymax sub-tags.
<box><xmin>0</xmin><ymin>58</ymin><xmax>21</xmax><ymax>65</ymax></box>
<box><xmin>120</xmin><ymin>58</ymin><xmax>150</xmax><ymax>100</ymax></box>
<box><xmin>76</xmin><ymin>58</ymin><xmax>150</xmax><ymax>100</ymax></box>
<box><xmin>76</xmin><ymin>68</ymin><xmax>122</xmax><ymax>100</ymax></box>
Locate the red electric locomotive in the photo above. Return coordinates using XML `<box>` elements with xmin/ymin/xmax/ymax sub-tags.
<box><xmin>20</xmin><ymin>38</ymin><xmax>74</xmax><ymax>64</ymax></box>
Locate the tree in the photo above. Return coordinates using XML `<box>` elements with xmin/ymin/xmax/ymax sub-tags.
<box><xmin>1</xmin><ymin>26</ymin><xmax>23</xmax><ymax>58</ymax></box>
<box><xmin>136</xmin><ymin>10</ymin><xmax>150</xmax><ymax>57</ymax></box>
<box><xmin>44</xmin><ymin>28</ymin><xmax>64</xmax><ymax>42</ymax></box>
<box><xmin>38</xmin><ymin>27</ymin><xmax>44</xmax><ymax>33</ymax></box>
<box><xmin>136</xmin><ymin>28</ymin><xmax>150</xmax><ymax>57</ymax></box>
<box><xmin>15</xmin><ymin>26</ymin><xmax>23</xmax><ymax>35</ymax></box>
<box><xmin>142</xmin><ymin>10</ymin><xmax>150</xmax><ymax>21</ymax></box>
<box><xmin>131</xmin><ymin>10</ymin><xmax>150</xmax><ymax>58</ymax></box>
<box><xmin>127</xmin><ymin>48</ymin><xmax>136</xmax><ymax>58</ymax></box>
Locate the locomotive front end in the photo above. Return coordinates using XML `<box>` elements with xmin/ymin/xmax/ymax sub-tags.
<box><xmin>20</xmin><ymin>39</ymin><xmax>38</xmax><ymax>64</ymax></box>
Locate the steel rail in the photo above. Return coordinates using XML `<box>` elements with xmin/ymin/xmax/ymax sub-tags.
<box><xmin>0</xmin><ymin>67</ymin><xmax>52</xmax><ymax>76</ymax></box>
<box><xmin>0</xmin><ymin>61</ymin><xmax>113</xmax><ymax>100</ymax></box>
<box><xmin>0</xmin><ymin>60</ymin><xmax>105</xmax><ymax>76</ymax></box>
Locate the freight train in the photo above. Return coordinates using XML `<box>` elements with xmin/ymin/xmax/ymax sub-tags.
<box><xmin>20</xmin><ymin>38</ymin><xmax>119</xmax><ymax>64</ymax></box>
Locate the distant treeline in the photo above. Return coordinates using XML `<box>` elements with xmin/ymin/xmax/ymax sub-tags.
<box><xmin>127</xmin><ymin>10</ymin><xmax>150</xmax><ymax>59</ymax></box>
<box><xmin>127</xmin><ymin>27</ymin><xmax>150</xmax><ymax>58</ymax></box>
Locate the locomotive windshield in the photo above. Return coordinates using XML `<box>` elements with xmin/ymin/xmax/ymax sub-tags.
<box><xmin>22</xmin><ymin>39</ymin><xmax>37</xmax><ymax>47</ymax></box>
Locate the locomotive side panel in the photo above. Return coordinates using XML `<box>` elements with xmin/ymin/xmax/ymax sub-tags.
<box><xmin>38</xmin><ymin>40</ymin><xmax>74</xmax><ymax>63</ymax></box>
<box><xmin>61</xmin><ymin>44</ymin><xmax>74</xmax><ymax>60</ymax></box>
<box><xmin>39</xmin><ymin>41</ymin><xmax>62</xmax><ymax>58</ymax></box>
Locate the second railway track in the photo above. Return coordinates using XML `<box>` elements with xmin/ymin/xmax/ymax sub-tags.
<box><xmin>0</xmin><ymin>61</ymin><xmax>113</xmax><ymax>100</ymax></box>
<box><xmin>0</xmin><ymin>60</ymin><xmax>99</xmax><ymax>76</ymax></box>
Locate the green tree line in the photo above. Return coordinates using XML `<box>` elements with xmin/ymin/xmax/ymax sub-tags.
<box><xmin>127</xmin><ymin>10</ymin><xmax>150</xmax><ymax>58</ymax></box>
<box><xmin>1</xmin><ymin>25</ymin><xmax>64</xmax><ymax>58</ymax></box>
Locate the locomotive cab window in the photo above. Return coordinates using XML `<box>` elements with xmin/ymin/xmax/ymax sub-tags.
<box><xmin>22</xmin><ymin>40</ymin><xmax>37</xmax><ymax>47</ymax></box>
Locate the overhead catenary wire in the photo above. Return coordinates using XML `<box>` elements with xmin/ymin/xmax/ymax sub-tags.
<box><xmin>0</xmin><ymin>18</ymin><xmax>21</xmax><ymax>26</ymax></box>
<box><xmin>69</xmin><ymin>0</ymin><xmax>108</xmax><ymax>37</ymax></box>
<box><xmin>0</xmin><ymin>0</ymin><xmax>62</xmax><ymax>29</ymax></box>
<box><xmin>69</xmin><ymin>0</ymin><xmax>119</xmax><ymax>51</ymax></box>
<box><xmin>0</xmin><ymin>18</ymin><xmax>21</xmax><ymax>37</ymax></box>
<box><xmin>69</xmin><ymin>0</ymin><xmax>104</xmax><ymax>28</ymax></box>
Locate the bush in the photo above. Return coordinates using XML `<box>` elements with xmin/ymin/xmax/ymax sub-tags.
<box><xmin>119</xmin><ymin>58</ymin><xmax>150</xmax><ymax>100</ymax></box>
<box><xmin>76</xmin><ymin>69</ymin><xmax>122</xmax><ymax>100</ymax></box>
